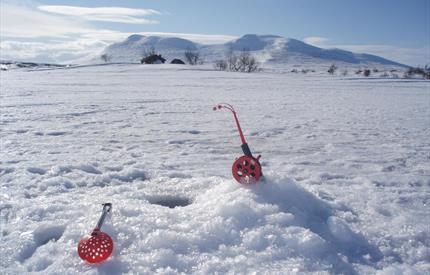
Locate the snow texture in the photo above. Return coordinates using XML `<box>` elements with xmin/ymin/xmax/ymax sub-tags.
<box><xmin>0</xmin><ymin>64</ymin><xmax>429</xmax><ymax>274</ymax></box>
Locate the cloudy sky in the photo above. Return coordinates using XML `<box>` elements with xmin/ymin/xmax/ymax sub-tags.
<box><xmin>1</xmin><ymin>0</ymin><xmax>429</xmax><ymax>65</ymax></box>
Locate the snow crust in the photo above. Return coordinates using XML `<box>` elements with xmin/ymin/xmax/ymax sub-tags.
<box><xmin>0</xmin><ymin>64</ymin><xmax>429</xmax><ymax>274</ymax></box>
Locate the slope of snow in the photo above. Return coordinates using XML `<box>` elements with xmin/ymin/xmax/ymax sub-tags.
<box><xmin>0</xmin><ymin>64</ymin><xmax>429</xmax><ymax>274</ymax></box>
<box><xmin>104</xmin><ymin>35</ymin><xmax>199</xmax><ymax>63</ymax></box>
<box><xmin>225</xmin><ymin>34</ymin><xmax>282</xmax><ymax>51</ymax></box>
<box><xmin>102</xmin><ymin>34</ymin><xmax>407</xmax><ymax>67</ymax></box>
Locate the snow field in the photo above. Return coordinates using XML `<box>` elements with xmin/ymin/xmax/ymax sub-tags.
<box><xmin>0</xmin><ymin>64</ymin><xmax>429</xmax><ymax>274</ymax></box>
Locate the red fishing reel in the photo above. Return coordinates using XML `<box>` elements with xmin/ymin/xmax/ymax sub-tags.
<box><xmin>213</xmin><ymin>103</ymin><xmax>263</xmax><ymax>184</ymax></box>
<box><xmin>232</xmin><ymin>155</ymin><xmax>262</xmax><ymax>184</ymax></box>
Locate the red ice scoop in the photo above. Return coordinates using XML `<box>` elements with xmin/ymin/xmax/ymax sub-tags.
<box><xmin>213</xmin><ymin>103</ymin><xmax>262</xmax><ymax>184</ymax></box>
<box><xmin>78</xmin><ymin>203</ymin><xmax>113</xmax><ymax>263</ymax></box>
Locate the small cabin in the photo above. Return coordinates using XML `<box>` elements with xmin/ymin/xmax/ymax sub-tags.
<box><xmin>141</xmin><ymin>54</ymin><xmax>166</xmax><ymax>64</ymax></box>
<box><xmin>170</xmin><ymin>59</ymin><xmax>185</xmax><ymax>65</ymax></box>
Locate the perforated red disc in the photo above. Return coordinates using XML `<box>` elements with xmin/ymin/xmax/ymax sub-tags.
<box><xmin>78</xmin><ymin>229</ymin><xmax>113</xmax><ymax>263</ymax></box>
<box><xmin>232</xmin><ymin>155</ymin><xmax>262</xmax><ymax>184</ymax></box>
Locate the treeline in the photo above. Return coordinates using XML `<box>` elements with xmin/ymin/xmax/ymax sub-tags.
<box><xmin>214</xmin><ymin>49</ymin><xmax>260</xmax><ymax>73</ymax></box>
<box><xmin>320</xmin><ymin>63</ymin><xmax>430</xmax><ymax>79</ymax></box>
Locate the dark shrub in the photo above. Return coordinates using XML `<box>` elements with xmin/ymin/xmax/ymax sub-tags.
<box><xmin>141</xmin><ymin>54</ymin><xmax>166</xmax><ymax>64</ymax></box>
<box><xmin>363</xmin><ymin>69</ymin><xmax>371</xmax><ymax>77</ymax></box>
<box><xmin>328</xmin><ymin>64</ymin><xmax>337</xmax><ymax>74</ymax></box>
<box><xmin>171</xmin><ymin>59</ymin><xmax>185</xmax><ymax>64</ymax></box>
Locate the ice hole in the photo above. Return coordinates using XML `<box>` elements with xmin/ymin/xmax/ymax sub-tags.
<box><xmin>148</xmin><ymin>195</ymin><xmax>192</xmax><ymax>208</ymax></box>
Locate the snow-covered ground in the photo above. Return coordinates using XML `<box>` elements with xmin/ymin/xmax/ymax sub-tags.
<box><xmin>0</xmin><ymin>64</ymin><xmax>429</xmax><ymax>274</ymax></box>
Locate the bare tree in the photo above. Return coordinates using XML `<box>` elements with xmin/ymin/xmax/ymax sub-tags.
<box><xmin>236</xmin><ymin>49</ymin><xmax>257</xmax><ymax>72</ymax></box>
<box><xmin>100</xmin><ymin>54</ymin><xmax>111</xmax><ymax>63</ymax></box>
<box><xmin>363</xmin><ymin>69</ymin><xmax>371</xmax><ymax>77</ymax></box>
<box><xmin>404</xmin><ymin>66</ymin><xmax>430</xmax><ymax>79</ymax></box>
<box><xmin>328</xmin><ymin>64</ymin><xmax>337</xmax><ymax>74</ymax></box>
<box><xmin>380</xmin><ymin>72</ymin><xmax>389</xmax><ymax>78</ymax></box>
<box><xmin>226</xmin><ymin>48</ymin><xmax>239</xmax><ymax>71</ymax></box>
<box><xmin>184</xmin><ymin>48</ymin><xmax>201</xmax><ymax>65</ymax></box>
<box><xmin>214</xmin><ymin>59</ymin><xmax>227</xmax><ymax>71</ymax></box>
<box><xmin>142</xmin><ymin>46</ymin><xmax>157</xmax><ymax>59</ymax></box>
<box><xmin>224</xmin><ymin>48</ymin><xmax>259</xmax><ymax>73</ymax></box>
<box><xmin>218</xmin><ymin>48</ymin><xmax>260</xmax><ymax>73</ymax></box>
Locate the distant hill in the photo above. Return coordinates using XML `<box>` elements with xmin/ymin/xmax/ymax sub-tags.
<box><xmin>103</xmin><ymin>34</ymin><xmax>406</xmax><ymax>67</ymax></box>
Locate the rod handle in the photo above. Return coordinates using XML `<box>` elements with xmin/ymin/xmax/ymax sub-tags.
<box><xmin>241</xmin><ymin>143</ymin><xmax>253</xmax><ymax>157</ymax></box>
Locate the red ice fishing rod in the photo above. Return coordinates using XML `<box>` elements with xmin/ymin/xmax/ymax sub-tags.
<box><xmin>78</xmin><ymin>203</ymin><xmax>113</xmax><ymax>264</ymax></box>
<box><xmin>213</xmin><ymin>103</ymin><xmax>262</xmax><ymax>184</ymax></box>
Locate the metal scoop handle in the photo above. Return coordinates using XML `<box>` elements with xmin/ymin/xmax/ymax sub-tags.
<box><xmin>95</xmin><ymin>203</ymin><xmax>112</xmax><ymax>231</ymax></box>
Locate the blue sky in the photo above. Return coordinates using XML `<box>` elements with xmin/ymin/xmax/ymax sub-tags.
<box><xmin>1</xmin><ymin>0</ymin><xmax>429</xmax><ymax>65</ymax></box>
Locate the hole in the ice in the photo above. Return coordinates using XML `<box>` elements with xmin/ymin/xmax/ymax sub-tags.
<box><xmin>148</xmin><ymin>196</ymin><xmax>192</xmax><ymax>208</ymax></box>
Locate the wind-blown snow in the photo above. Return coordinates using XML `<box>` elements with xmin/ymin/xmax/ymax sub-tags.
<box><xmin>0</xmin><ymin>64</ymin><xmax>429</xmax><ymax>274</ymax></box>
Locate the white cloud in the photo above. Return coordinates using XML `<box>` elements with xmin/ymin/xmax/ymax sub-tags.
<box><xmin>0</xmin><ymin>39</ymin><xmax>108</xmax><ymax>64</ymax></box>
<box><xmin>0</xmin><ymin>1</ymin><xmax>161</xmax><ymax>63</ymax></box>
<box><xmin>0</xmin><ymin>31</ymin><xmax>237</xmax><ymax>64</ymax></box>
<box><xmin>0</xmin><ymin>2</ymin><xmax>161</xmax><ymax>39</ymax></box>
<box><xmin>0</xmin><ymin>1</ymin><xmax>237</xmax><ymax>63</ymax></box>
<box><xmin>0</xmin><ymin>1</ymin><xmax>92</xmax><ymax>38</ymax></box>
<box><xmin>136</xmin><ymin>32</ymin><xmax>237</xmax><ymax>44</ymax></box>
<box><xmin>77</xmin><ymin>31</ymin><xmax>236</xmax><ymax>45</ymax></box>
<box><xmin>38</xmin><ymin>5</ymin><xmax>160</xmax><ymax>24</ymax></box>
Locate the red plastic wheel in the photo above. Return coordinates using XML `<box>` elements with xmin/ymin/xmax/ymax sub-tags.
<box><xmin>232</xmin><ymin>155</ymin><xmax>262</xmax><ymax>184</ymax></box>
<box><xmin>78</xmin><ymin>229</ymin><xmax>113</xmax><ymax>263</ymax></box>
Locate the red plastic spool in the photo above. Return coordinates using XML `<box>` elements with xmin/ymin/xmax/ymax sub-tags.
<box><xmin>232</xmin><ymin>155</ymin><xmax>262</xmax><ymax>184</ymax></box>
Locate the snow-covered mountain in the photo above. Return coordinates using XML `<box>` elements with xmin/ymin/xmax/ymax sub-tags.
<box><xmin>102</xmin><ymin>34</ymin><xmax>406</xmax><ymax>66</ymax></box>
<box><xmin>103</xmin><ymin>34</ymin><xmax>198</xmax><ymax>62</ymax></box>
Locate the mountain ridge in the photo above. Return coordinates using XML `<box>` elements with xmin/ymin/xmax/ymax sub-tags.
<box><xmin>102</xmin><ymin>34</ymin><xmax>407</xmax><ymax>67</ymax></box>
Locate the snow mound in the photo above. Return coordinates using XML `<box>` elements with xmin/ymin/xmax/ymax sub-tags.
<box><xmin>0</xmin><ymin>174</ymin><xmax>384</xmax><ymax>274</ymax></box>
